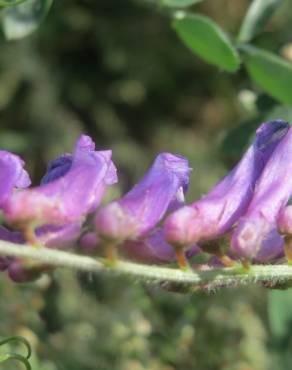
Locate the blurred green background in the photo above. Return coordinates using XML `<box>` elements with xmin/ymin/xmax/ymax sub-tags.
<box><xmin>1</xmin><ymin>0</ymin><xmax>292</xmax><ymax>369</ymax></box>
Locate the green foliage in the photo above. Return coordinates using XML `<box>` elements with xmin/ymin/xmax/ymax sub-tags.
<box><xmin>0</xmin><ymin>0</ymin><xmax>52</xmax><ymax>40</ymax></box>
<box><xmin>0</xmin><ymin>0</ymin><xmax>27</xmax><ymax>6</ymax></box>
<box><xmin>161</xmin><ymin>0</ymin><xmax>202</xmax><ymax>8</ymax></box>
<box><xmin>268</xmin><ymin>290</ymin><xmax>292</xmax><ymax>340</ymax></box>
<box><xmin>241</xmin><ymin>45</ymin><xmax>292</xmax><ymax>105</ymax></box>
<box><xmin>173</xmin><ymin>13</ymin><xmax>240</xmax><ymax>72</ymax></box>
<box><xmin>238</xmin><ymin>0</ymin><xmax>283</xmax><ymax>43</ymax></box>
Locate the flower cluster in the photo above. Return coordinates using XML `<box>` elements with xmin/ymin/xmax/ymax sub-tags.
<box><xmin>1</xmin><ymin>120</ymin><xmax>292</xmax><ymax>282</ymax></box>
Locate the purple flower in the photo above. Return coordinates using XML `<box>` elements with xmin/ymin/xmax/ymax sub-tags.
<box><xmin>231</xmin><ymin>124</ymin><xmax>292</xmax><ymax>261</ymax></box>
<box><xmin>0</xmin><ymin>150</ymin><xmax>31</xmax><ymax>208</ymax></box>
<box><xmin>3</xmin><ymin>135</ymin><xmax>117</xmax><ymax>228</ymax></box>
<box><xmin>0</xmin><ymin>226</ymin><xmax>24</xmax><ymax>271</ymax></box>
<box><xmin>79</xmin><ymin>232</ymin><xmax>100</xmax><ymax>254</ymax></box>
<box><xmin>164</xmin><ymin>120</ymin><xmax>289</xmax><ymax>249</ymax></box>
<box><xmin>8</xmin><ymin>260</ymin><xmax>53</xmax><ymax>283</ymax></box>
<box><xmin>94</xmin><ymin>153</ymin><xmax>191</xmax><ymax>242</ymax></box>
<box><xmin>35</xmin><ymin>222</ymin><xmax>82</xmax><ymax>249</ymax></box>
<box><xmin>278</xmin><ymin>205</ymin><xmax>292</xmax><ymax>235</ymax></box>
<box><xmin>122</xmin><ymin>228</ymin><xmax>201</xmax><ymax>264</ymax></box>
<box><xmin>40</xmin><ymin>154</ymin><xmax>73</xmax><ymax>184</ymax></box>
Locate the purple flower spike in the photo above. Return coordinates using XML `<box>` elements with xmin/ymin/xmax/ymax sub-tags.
<box><xmin>95</xmin><ymin>153</ymin><xmax>192</xmax><ymax>242</ymax></box>
<box><xmin>0</xmin><ymin>151</ymin><xmax>31</xmax><ymax>208</ymax></box>
<box><xmin>231</xmin><ymin>124</ymin><xmax>292</xmax><ymax>261</ymax></box>
<box><xmin>164</xmin><ymin>120</ymin><xmax>289</xmax><ymax>249</ymax></box>
<box><xmin>4</xmin><ymin>135</ymin><xmax>117</xmax><ymax>227</ymax></box>
<box><xmin>122</xmin><ymin>228</ymin><xmax>201</xmax><ymax>264</ymax></box>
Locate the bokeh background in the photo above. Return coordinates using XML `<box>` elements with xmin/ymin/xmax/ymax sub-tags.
<box><xmin>1</xmin><ymin>0</ymin><xmax>292</xmax><ymax>369</ymax></box>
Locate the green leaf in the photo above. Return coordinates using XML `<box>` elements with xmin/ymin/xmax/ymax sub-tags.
<box><xmin>0</xmin><ymin>0</ymin><xmax>27</xmax><ymax>6</ymax></box>
<box><xmin>268</xmin><ymin>290</ymin><xmax>292</xmax><ymax>340</ymax></box>
<box><xmin>173</xmin><ymin>13</ymin><xmax>240</xmax><ymax>72</ymax></box>
<box><xmin>242</xmin><ymin>45</ymin><xmax>292</xmax><ymax>105</ymax></box>
<box><xmin>238</xmin><ymin>0</ymin><xmax>283</xmax><ymax>43</ymax></box>
<box><xmin>1</xmin><ymin>0</ymin><xmax>53</xmax><ymax>40</ymax></box>
<box><xmin>162</xmin><ymin>0</ymin><xmax>202</xmax><ymax>8</ymax></box>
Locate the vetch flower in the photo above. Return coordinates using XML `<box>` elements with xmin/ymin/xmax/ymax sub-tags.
<box><xmin>0</xmin><ymin>226</ymin><xmax>24</xmax><ymax>271</ymax></box>
<box><xmin>122</xmin><ymin>228</ymin><xmax>201</xmax><ymax>264</ymax></box>
<box><xmin>8</xmin><ymin>260</ymin><xmax>53</xmax><ymax>283</ymax></box>
<box><xmin>3</xmin><ymin>135</ymin><xmax>117</xmax><ymax>240</ymax></box>
<box><xmin>278</xmin><ymin>205</ymin><xmax>292</xmax><ymax>262</ymax></box>
<box><xmin>95</xmin><ymin>153</ymin><xmax>191</xmax><ymax>239</ymax></box>
<box><xmin>79</xmin><ymin>231</ymin><xmax>100</xmax><ymax>255</ymax></box>
<box><xmin>278</xmin><ymin>205</ymin><xmax>292</xmax><ymax>235</ymax></box>
<box><xmin>164</xmin><ymin>120</ymin><xmax>289</xmax><ymax>267</ymax></box>
<box><xmin>35</xmin><ymin>222</ymin><xmax>83</xmax><ymax>249</ymax></box>
<box><xmin>231</xmin><ymin>123</ymin><xmax>292</xmax><ymax>261</ymax></box>
<box><xmin>40</xmin><ymin>154</ymin><xmax>73</xmax><ymax>185</ymax></box>
<box><xmin>94</xmin><ymin>152</ymin><xmax>191</xmax><ymax>261</ymax></box>
<box><xmin>0</xmin><ymin>150</ymin><xmax>31</xmax><ymax>208</ymax></box>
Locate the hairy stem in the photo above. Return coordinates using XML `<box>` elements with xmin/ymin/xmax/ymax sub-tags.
<box><xmin>0</xmin><ymin>240</ymin><xmax>291</xmax><ymax>290</ymax></box>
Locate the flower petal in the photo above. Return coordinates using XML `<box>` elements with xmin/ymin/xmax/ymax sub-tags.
<box><xmin>231</xmin><ymin>123</ymin><xmax>292</xmax><ymax>260</ymax></box>
<box><xmin>122</xmin><ymin>228</ymin><xmax>201</xmax><ymax>264</ymax></box>
<box><xmin>4</xmin><ymin>135</ymin><xmax>117</xmax><ymax>227</ymax></box>
<box><xmin>164</xmin><ymin>120</ymin><xmax>289</xmax><ymax>249</ymax></box>
<box><xmin>0</xmin><ymin>151</ymin><xmax>31</xmax><ymax>207</ymax></box>
<box><xmin>95</xmin><ymin>153</ymin><xmax>192</xmax><ymax>241</ymax></box>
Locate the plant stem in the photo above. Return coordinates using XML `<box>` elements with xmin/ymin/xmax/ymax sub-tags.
<box><xmin>0</xmin><ymin>240</ymin><xmax>291</xmax><ymax>290</ymax></box>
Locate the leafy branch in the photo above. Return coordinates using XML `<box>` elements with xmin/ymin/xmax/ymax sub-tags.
<box><xmin>0</xmin><ymin>240</ymin><xmax>292</xmax><ymax>291</ymax></box>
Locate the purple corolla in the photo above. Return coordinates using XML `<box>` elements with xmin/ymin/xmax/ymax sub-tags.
<box><xmin>231</xmin><ymin>124</ymin><xmax>292</xmax><ymax>261</ymax></box>
<box><xmin>3</xmin><ymin>135</ymin><xmax>117</xmax><ymax>230</ymax></box>
<box><xmin>0</xmin><ymin>226</ymin><xmax>24</xmax><ymax>271</ymax></box>
<box><xmin>94</xmin><ymin>153</ymin><xmax>191</xmax><ymax>243</ymax></box>
<box><xmin>163</xmin><ymin>120</ymin><xmax>289</xmax><ymax>257</ymax></box>
<box><xmin>122</xmin><ymin>228</ymin><xmax>201</xmax><ymax>264</ymax></box>
<box><xmin>0</xmin><ymin>150</ymin><xmax>31</xmax><ymax>208</ymax></box>
<box><xmin>278</xmin><ymin>206</ymin><xmax>292</xmax><ymax>235</ymax></box>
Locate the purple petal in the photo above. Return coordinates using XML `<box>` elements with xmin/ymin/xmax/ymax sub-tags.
<box><xmin>95</xmin><ymin>153</ymin><xmax>192</xmax><ymax>241</ymax></box>
<box><xmin>8</xmin><ymin>260</ymin><xmax>50</xmax><ymax>283</ymax></box>
<box><xmin>0</xmin><ymin>151</ymin><xmax>31</xmax><ymax>207</ymax></box>
<box><xmin>277</xmin><ymin>205</ymin><xmax>292</xmax><ymax>235</ymax></box>
<box><xmin>79</xmin><ymin>232</ymin><xmax>100</xmax><ymax>254</ymax></box>
<box><xmin>164</xmin><ymin>120</ymin><xmax>289</xmax><ymax>249</ymax></box>
<box><xmin>231</xmin><ymin>124</ymin><xmax>292</xmax><ymax>260</ymax></box>
<box><xmin>4</xmin><ymin>135</ymin><xmax>117</xmax><ymax>227</ymax></box>
<box><xmin>122</xmin><ymin>228</ymin><xmax>201</xmax><ymax>264</ymax></box>
<box><xmin>35</xmin><ymin>222</ymin><xmax>82</xmax><ymax>249</ymax></box>
<box><xmin>41</xmin><ymin>154</ymin><xmax>73</xmax><ymax>184</ymax></box>
<box><xmin>0</xmin><ymin>226</ymin><xmax>24</xmax><ymax>271</ymax></box>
